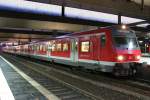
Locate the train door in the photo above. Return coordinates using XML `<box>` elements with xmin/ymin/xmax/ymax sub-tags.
<box><xmin>71</xmin><ymin>38</ymin><xmax>78</xmax><ymax>63</ymax></box>
<box><xmin>46</xmin><ymin>42</ymin><xmax>49</xmax><ymax>57</ymax></box>
<box><xmin>47</xmin><ymin>41</ymin><xmax>51</xmax><ymax>57</ymax></box>
<box><xmin>99</xmin><ymin>33</ymin><xmax>107</xmax><ymax>61</ymax></box>
<box><xmin>91</xmin><ymin>36</ymin><xmax>99</xmax><ymax>61</ymax></box>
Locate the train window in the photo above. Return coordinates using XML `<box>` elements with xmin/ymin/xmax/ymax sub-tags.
<box><xmin>100</xmin><ymin>35</ymin><xmax>106</xmax><ymax>47</ymax></box>
<box><xmin>46</xmin><ymin>45</ymin><xmax>48</xmax><ymax>51</ymax></box>
<box><xmin>52</xmin><ymin>44</ymin><xmax>56</xmax><ymax>51</ymax></box>
<box><xmin>34</xmin><ymin>45</ymin><xmax>37</xmax><ymax>51</ymax></box>
<box><xmin>81</xmin><ymin>41</ymin><xmax>90</xmax><ymax>52</ymax></box>
<box><xmin>43</xmin><ymin>45</ymin><xmax>46</xmax><ymax>51</ymax></box>
<box><xmin>30</xmin><ymin>45</ymin><xmax>33</xmax><ymax>51</ymax></box>
<box><xmin>63</xmin><ymin>43</ymin><xmax>68</xmax><ymax>51</ymax></box>
<box><xmin>35</xmin><ymin>45</ymin><xmax>37</xmax><ymax>51</ymax></box>
<box><xmin>32</xmin><ymin>46</ymin><xmax>35</xmax><ymax>51</ymax></box>
<box><xmin>29</xmin><ymin>46</ymin><xmax>31</xmax><ymax>51</ymax></box>
<box><xmin>36</xmin><ymin>45</ymin><xmax>38</xmax><ymax>51</ymax></box>
<box><xmin>40</xmin><ymin>45</ymin><xmax>42</xmax><ymax>51</ymax></box>
<box><xmin>47</xmin><ymin>45</ymin><xmax>52</xmax><ymax>51</ymax></box>
<box><xmin>113</xmin><ymin>37</ymin><xmax>138</xmax><ymax>49</ymax></box>
<box><xmin>37</xmin><ymin>45</ymin><xmax>40</xmax><ymax>51</ymax></box>
<box><xmin>57</xmin><ymin>43</ymin><xmax>62</xmax><ymax>51</ymax></box>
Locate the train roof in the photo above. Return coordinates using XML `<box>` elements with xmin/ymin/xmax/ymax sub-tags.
<box><xmin>28</xmin><ymin>25</ymin><xmax>132</xmax><ymax>44</ymax></box>
<box><xmin>58</xmin><ymin>25</ymin><xmax>131</xmax><ymax>37</ymax></box>
<box><xmin>7</xmin><ymin>25</ymin><xmax>132</xmax><ymax>46</ymax></box>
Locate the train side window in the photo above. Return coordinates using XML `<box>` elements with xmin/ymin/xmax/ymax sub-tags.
<box><xmin>30</xmin><ymin>46</ymin><xmax>32</xmax><ymax>51</ymax></box>
<box><xmin>31</xmin><ymin>46</ymin><xmax>33</xmax><ymax>51</ymax></box>
<box><xmin>33</xmin><ymin>45</ymin><xmax>35</xmax><ymax>51</ymax></box>
<box><xmin>40</xmin><ymin>45</ymin><xmax>42</xmax><ymax>51</ymax></box>
<box><xmin>47</xmin><ymin>45</ymin><xmax>51</xmax><ymax>51</ymax></box>
<box><xmin>38</xmin><ymin>45</ymin><xmax>40</xmax><ymax>51</ymax></box>
<box><xmin>36</xmin><ymin>45</ymin><xmax>38</xmax><ymax>51</ymax></box>
<box><xmin>52</xmin><ymin>44</ymin><xmax>56</xmax><ymax>51</ymax></box>
<box><xmin>43</xmin><ymin>45</ymin><xmax>46</xmax><ymax>51</ymax></box>
<box><xmin>32</xmin><ymin>45</ymin><xmax>34</xmax><ymax>51</ymax></box>
<box><xmin>35</xmin><ymin>45</ymin><xmax>38</xmax><ymax>51</ymax></box>
<box><xmin>100</xmin><ymin>35</ymin><xmax>106</xmax><ymax>47</ymax></box>
<box><xmin>57</xmin><ymin>43</ymin><xmax>62</xmax><ymax>51</ymax></box>
<box><xmin>81</xmin><ymin>41</ymin><xmax>90</xmax><ymax>52</ymax></box>
<box><xmin>63</xmin><ymin>43</ymin><xmax>68</xmax><ymax>51</ymax></box>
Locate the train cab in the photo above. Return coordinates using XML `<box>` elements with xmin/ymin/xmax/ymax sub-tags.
<box><xmin>109</xmin><ymin>25</ymin><xmax>141</xmax><ymax>76</ymax></box>
<box><xmin>111</xmin><ymin>25</ymin><xmax>141</xmax><ymax>62</ymax></box>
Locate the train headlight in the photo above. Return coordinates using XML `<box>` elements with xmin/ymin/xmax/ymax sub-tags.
<box><xmin>117</xmin><ymin>55</ymin><xmax>124</xmax><ymax>61</ymax></box>
<box><xmin>136</xmin><ymin>55</ymin><xmax>141</xmax><ymax>60</ymax></box>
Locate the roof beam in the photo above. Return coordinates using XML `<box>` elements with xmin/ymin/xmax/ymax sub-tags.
<box><xmin>128</xmin><ymin>21</ymin><xmax>148</xmax><ymax>26</ymax></box>
<box><xmin>131</xmin><ymin>26</ymin><xmax>150</xmax><ymax>32</ymax></box>
<box><xmin>0</xmin><ymin>27</ymin><xmax>70</xmax><ymax>36</ymax></box>
<box><xmin>0</xmin><ymin>9</ymin><xmax>113</xmax><ymax>27</ymax></box>
<box><xmin>0</xmin><ymin>37</ymin><xmax>45</xmax><ymax>40</ymax></box>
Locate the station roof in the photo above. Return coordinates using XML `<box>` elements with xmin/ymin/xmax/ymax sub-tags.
<box><xmin>0</xmin><ymin>17</ymin><xmax>97</xmax><ymax>42</ymax></box>
<box><xmin>0</xmin><ymin>0</ymin><xmax>150</xmax><ymax>43</ymax></box>
<box><xmin>132</xmin><ymin>0</ymin><xmax>150</xmax><ymax>6</ymax></box>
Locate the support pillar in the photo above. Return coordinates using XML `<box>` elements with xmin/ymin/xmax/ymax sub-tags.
<box><xmin>141</xmin><ymin>0</ymin><xmax>144</xmax><ymax>11</ymax></box>
<box><xmin>118</xmin><ymin>13</ymin><xmax>121</xmax><ymax>25</ymax></box>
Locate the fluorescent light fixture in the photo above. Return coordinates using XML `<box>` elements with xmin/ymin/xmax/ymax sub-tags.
<box><xmin>0</xmin><ymin>0</ymin><xmax>61</xmax><ymax>16</ymax></box>
<box><xmin>136</xmin><ymin>23</ymin><xmax>150</xmax><ymax>27</ymax></box>
<box><xmin>121</xmin><ymin>16</ymin><xmax>145</xmax><ymax>24</ymax></box>
<box><xmin>131</xmin><ymin>0</ymin><xmax>150</xmax><ymax>6</ymax></box>
<box><xmin>0</xmin><ymin>1</ymin><xmax>145</xmax><ymax>24</ymax></box>
<box><xmin>65</xmin><ymin>7</ymin><xmax>145</xmax><ymax>24</ymax></box>
<box><xmin>139</xmin><ymin>41</ymin><xmax>143</xmax><ymax>43</ymax></box>
<box><xmin>65</xmin><ymin>7</ymin><xmax>118</xmax><ymax>23</ymax></box>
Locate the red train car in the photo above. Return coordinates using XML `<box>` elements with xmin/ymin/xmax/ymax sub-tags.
<box><xmin>3</xmin><ymin>25</ymin><xmax>141</xmax><ymax>76</ymax></box>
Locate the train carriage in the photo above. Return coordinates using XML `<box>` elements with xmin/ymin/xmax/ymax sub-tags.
<box><xmin>3</xmin><ymin>25</ymin><xmax>141</xmax><ymax>76</ymax></box>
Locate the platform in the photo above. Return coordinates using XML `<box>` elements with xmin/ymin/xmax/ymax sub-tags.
<box><xmin>0</xmin><ymin>55</ymin><xmax>60</xmax><ymax>100</ymax></box>
<box><xmin>141</xmin><ymin>56</ymin><xmax>150</xmax><ymax>65</ymax></box>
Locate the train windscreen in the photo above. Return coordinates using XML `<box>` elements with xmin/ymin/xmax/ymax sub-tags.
<box><xmin>113</xmin><ymin>37</ymin><xmax>139</xmax><ymax>50</ymax></box>
<box><xmin>112</xmin><ymin>30</ymin><xmax>139</xmax><ymax>50</ymax></box>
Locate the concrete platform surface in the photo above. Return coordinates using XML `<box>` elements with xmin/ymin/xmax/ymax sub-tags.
<box><xmin>140</xmin><ymin>57</ymin><xmax>150</xmax><ymax>65</ymax></box>
<box><xmin>0</xmin><ymin>55</ymin><xmax>60</xmax><ymax>100</ymax></box>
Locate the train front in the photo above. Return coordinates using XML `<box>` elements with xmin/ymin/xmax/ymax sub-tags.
<box><xmin>111</xmin><ymin>25</ymin><xmax>141</xmax><ymax>76</ymax></box>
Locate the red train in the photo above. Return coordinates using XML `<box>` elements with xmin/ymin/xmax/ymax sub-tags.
<box><xmin>3</xmin><ymin>25</ymin><xmax>141</xmax><ymax>76</ymax></box>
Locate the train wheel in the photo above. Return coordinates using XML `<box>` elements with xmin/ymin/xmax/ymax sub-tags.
<box><xmin>112</xmin><ymin>68</ymin><xmax>121</xmax><ymax>77</ymax></box>
<box><xmin>113</xmin><ymin>72</ymin><xmax>120</xmax><ymax>77</ymax></box>
<box><xmin>128</xmin><ymin>68</ymin><xmax>136</xmax><ymax>77</ymax></box>
<box><xmin>132</xmin><ymin>69</ymin><xmax>137</xmax><ymax>76</ymax></box>
<box><xmin>51</xmin><ymin>60</ymin><xmax>54</xmax><ymax>64</ymax></box>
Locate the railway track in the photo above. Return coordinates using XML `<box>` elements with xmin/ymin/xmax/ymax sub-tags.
<box><xmin>2</xmin><ymin>54</ymin><xmax>95</xmax><ymax>100</ymax></box>
<box><xmin>2</xmin><ymin>53</ymin><xmax>150</xmax><ymax>100</ymax></box>
<box><xmin>13</xmin><ymin>54</ymin><xmax>150</xmax><ymax>93</ymax></box>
